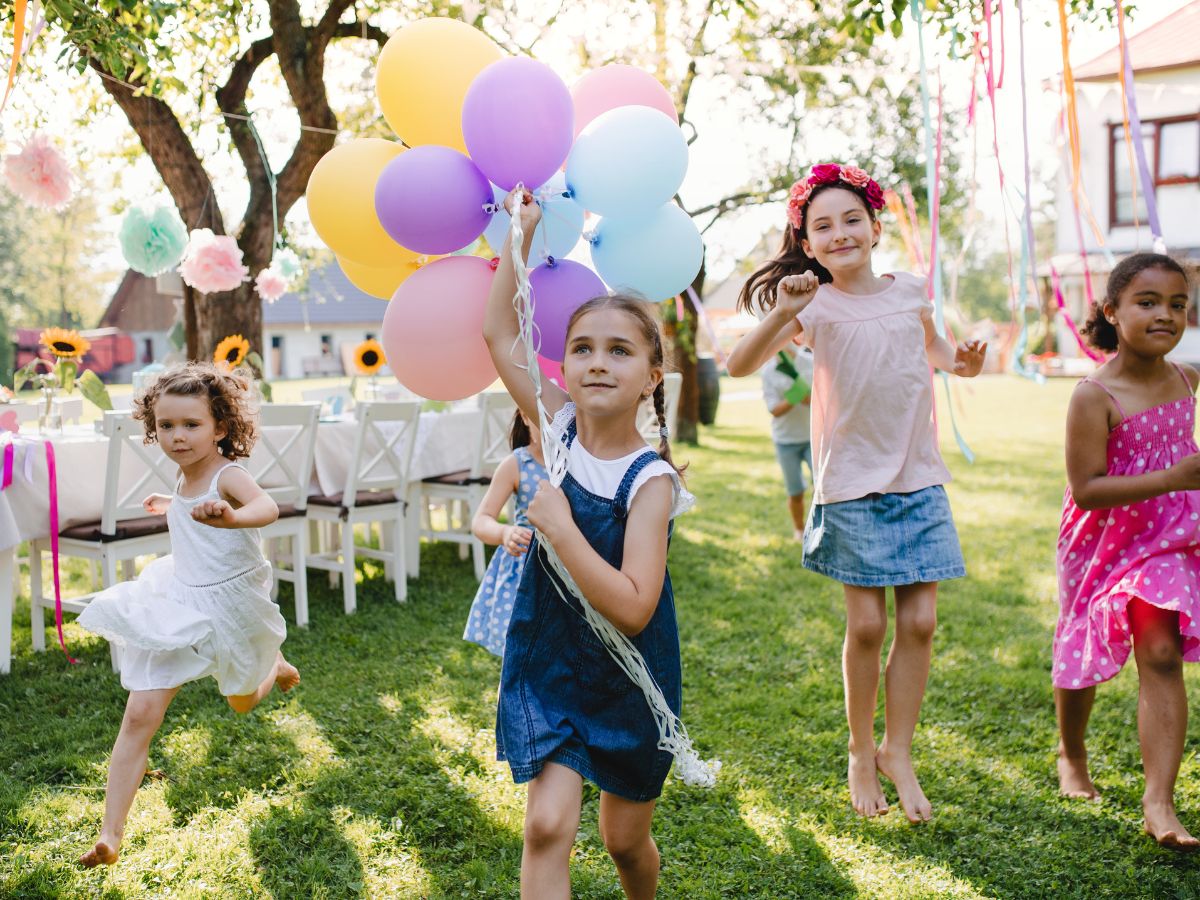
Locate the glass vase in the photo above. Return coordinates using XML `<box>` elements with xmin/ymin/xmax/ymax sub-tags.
<box><xmin>38</xmin><ymin>386</ymin><xmax>63</xmax><ymax>436</ymax></box>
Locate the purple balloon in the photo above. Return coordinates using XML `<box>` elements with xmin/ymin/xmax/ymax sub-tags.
<box><xmin>529</xmin><ymin>259</ymin><xmax>607</xmax><ymax>362</ymax></box>
<box><xmin>462</xmin><ymin>58</ymin><xmax>574</xmax><ymax>192</ymax></box>
<box><xmin>375</xmin><ymin>146</ymin><xmax>492</xmax><ymax>254</ymax></box>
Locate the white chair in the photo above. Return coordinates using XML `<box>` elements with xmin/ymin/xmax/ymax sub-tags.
<box><xmin>306</xmin><ymin>400</ymin><xmax>421</xmax><ymax>614</ymax></box>
<box><xmin>301</xmin><ymin>386</ymin><xmax>354</xmax><ymax>417</ymax></box>
<box><xmin>29</xmin><ymin>411</ymin><xmax>176</xmax><ymax>661</ymax></box>
<box><xmin>248</xmin><ymin>403</ymin><xmax>320</xmax><ymax>627</ymax></box>
<box><xmin>362</xmin><ymin>381</ymin><xmax>415</xmax><ymax>402</ymax></box>
<box><xmin>408</xmin><ymin>391</ymin><xmax>516</xmax><ymax>580</ymax></box>
<box><xmin>637</xmin><ymin>371</ymin><xmax>682</xmax><ymax>444</ymax></box>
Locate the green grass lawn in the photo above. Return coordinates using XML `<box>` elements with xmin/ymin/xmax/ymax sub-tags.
<box><xmin>3</xmin><ymin>375</ymin><xmax>1200</xmax><ymax>898</ymax></box>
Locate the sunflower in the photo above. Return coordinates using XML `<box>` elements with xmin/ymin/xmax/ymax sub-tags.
<box><xmin>39</xmin><ymin>327</ymin><xmax>91</xmax><ymax>359</ymax></box>
<box><xmin>214</xmin><ymin>334</ymin><xmax>250</xmax><ymax>369</ymax></box>
<box><xmin>354</xmin><ymin>338</ymin><xmax>386</xmax><ymax>375</ymax></box>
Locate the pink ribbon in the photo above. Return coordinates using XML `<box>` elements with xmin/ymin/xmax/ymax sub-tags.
<box><xmin>2</xmin><ymin>438</ymin><xmax>12</xmax><ymax>491</ymax></box>
<box><xmin>1051</xmin><ymin>264</ymin><xmax>1104</xmax><ymax>362</ymax></box>
<box><xmin>44</xmin><ymin>440</ymin><xmax>75</xmax><ymax>662</ymax></box>
<box><xmin>927</xmin><ymin>76</ymin><xmax>944</xmax><ymax>303</ymax></box>
<box><xmin>684</xmin><ymin>286</ymin><xmax>728</xmax><ymax>371</ymax></box>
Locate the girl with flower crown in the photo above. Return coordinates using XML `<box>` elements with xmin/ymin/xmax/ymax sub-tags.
<box><xmin>727</xmin><ymin>163</ymin><xmax>987</xmax><ymax>823</ymax></box>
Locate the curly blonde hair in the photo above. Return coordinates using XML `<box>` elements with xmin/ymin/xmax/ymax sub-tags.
<box><xmin>133</xmin><ymin>362</ymin><xmax>258</xmax><ymax>460</ymax></box>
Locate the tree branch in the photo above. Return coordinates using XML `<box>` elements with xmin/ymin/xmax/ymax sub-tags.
<box><xmin>89</xmin><ymin>59</ymin><xmax>223</xmax><ymax>234</ymax></box>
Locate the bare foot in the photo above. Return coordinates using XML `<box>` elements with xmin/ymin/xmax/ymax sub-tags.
<box><xmin>78</xmin><ymin>839</ymin><xmax>119</xmax><ymax>868</ymax></box>
<box><xmin>1144</xmin><ymin>800</ymin><xmax>1200</xmax><ymax>851</ymax></box>
<box><xmin>876</xmin><ymin>742</ymin><xmax>932</xmax><ymax>823</ymax></box>
<box><xmin>848</xmin><ymin>750</ymin><xmax>889</xmax><ymax>817</ymax></box>
<box><xmin>274</xmin><ymin>656</ymin><xmax>300</xmax><ymax>693</ymax></box>
<box><xmin>1056</xmin><ymin>752</ymin><xmax>1100</xmax><ymax>801</ymax></box>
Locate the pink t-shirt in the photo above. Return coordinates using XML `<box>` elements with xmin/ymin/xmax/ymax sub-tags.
<box><xmin>795</xmin><ymin>271</ymin><xmax>951</xmax><ymax>505</ymax></box>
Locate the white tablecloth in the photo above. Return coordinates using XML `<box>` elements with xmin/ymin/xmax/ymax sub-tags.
<box><xmin>0</xmin><ymin>409</ymin><xmax>482</xmax><ymax>548</ymax></box>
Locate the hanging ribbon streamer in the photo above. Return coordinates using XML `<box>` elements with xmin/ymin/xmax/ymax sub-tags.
<box><xmin>0</xmin><ymin>433</ymin><xmax>73</xmax><ymax>660</ymax></box>
<box><xmin>1055</xmin><ymin>0</ymin><xmax>1105</xmax><ymax>246</ymax></box>
<box><xmin>684</xmin><ymin>286</ymin><xmax>728</xmax><ymax>372</ymax></box>
<box><xmin>885</xmin><ymin>189</ymin><xmax>921</xmax><ymax>271</ymax></box>
<box><xmin>505</xmin><ymin>192</ymin><xmax>719</xmax><ymax>788</ymax></box>
<box><xmin>900</xmin><ymin>183</ymin><xmax>928</xmax><ymax>276</ymax></box>
<box><xmin>910</xmin><ymin>0</ymin><xmax>974</xmax><ymax>462</ymax></box>
<box><xmin>1</xmin><ymin>0</ymin><xmax>27</xmax><ymax>113</ymax></box>
<box><xmin>981</xmin><ymin>4</ymin><xmax>1019</xmax><ymax>318</ymax></box>
<box><xmin>1115</xmin><ymin>0</ymin><xmax>1166</xmax><ymax>252</ymax></box>
<box><xmin>1051</xmin><ymin>264</ymin><xmax>1104</xmax><ymax>362</ymax></box>
<box><xmin>1012</xmin><ymin>0</ymin><xmax>1046</xmax><ymax>383</ymax></box>
<box><xmin>244</xmin><ymin>116</ymin><xmax>282</xmax><ymax>255</ymax></box>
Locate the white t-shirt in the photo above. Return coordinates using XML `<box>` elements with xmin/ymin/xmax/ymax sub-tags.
<box><xmin>761</xmin><ymin>348</ymin><xmax>814</xmax><ymax>445</ymax></box>
<box><xmin>551</xmin><ymin>403</ymin><xmax>694</xmax><ymax>520</ymax></box>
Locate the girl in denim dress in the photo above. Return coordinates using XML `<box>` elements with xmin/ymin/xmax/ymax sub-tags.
<box><xmin>727</xmin><ymin>164</ymin><xmax>986</xmax><ymax>825</ymax></box>
<box><xmin>484</xmin><ymin>189</ymin><xmax>693</xmax><ymax>896</ymax></box>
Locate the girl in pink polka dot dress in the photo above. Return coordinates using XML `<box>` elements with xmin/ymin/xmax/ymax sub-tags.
<box><xmin>1055</xmin><ymin>253</ymin><xmax>1200</xmax><ymax>850</ymax></box>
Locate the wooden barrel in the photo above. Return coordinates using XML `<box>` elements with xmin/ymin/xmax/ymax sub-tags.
<box><xmin>697</xmin><ymin>354</ymin><xmax>720</xmax><ymax>425</ymax></box>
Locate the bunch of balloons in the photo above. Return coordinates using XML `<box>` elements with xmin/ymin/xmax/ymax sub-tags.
<box><xmin>306</xmin><ymin>17</ymin><xmax>703</xmax><ymax>401</ymax></box>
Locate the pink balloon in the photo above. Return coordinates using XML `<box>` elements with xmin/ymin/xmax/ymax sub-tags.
<box><xmin>382</xmin><ymin>256</ymin><xmax>499</xmax><ymax>401</ymax></box>
<box><xmin>537</xmin><ymin>355</ymin><xmax>566</xmax><ymax>391</ymax></box>
<box><xmin>570</xmin><ymin>65</ymin><xmax>678</xmax><ymax>139</ymax></box>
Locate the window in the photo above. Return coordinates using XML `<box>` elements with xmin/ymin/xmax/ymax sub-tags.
<box><xmin>1109</xmin><ymin>114</ymin><xmax>1200</xmax><ymax>228</ymax></box>
<box><xmin>271</xmin><ymin>335</ymin><xmax>282</xmax><ymax>349</ymax></box>
<box><xmin>320</xmin><ymin>334</ymin><xmax>332</xmax><ymax>356</ymax></box>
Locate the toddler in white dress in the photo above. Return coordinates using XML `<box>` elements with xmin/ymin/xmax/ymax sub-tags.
<box><xmin>77</xmin><ymin>362</ymin><xmax>299</xmax><ymax>868</ymax></box>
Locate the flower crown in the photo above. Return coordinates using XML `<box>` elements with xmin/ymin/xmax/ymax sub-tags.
<box><xmin>786</xmin><ymin>163</ymin><xmax>885</xmax><ymax>230</ymax></box>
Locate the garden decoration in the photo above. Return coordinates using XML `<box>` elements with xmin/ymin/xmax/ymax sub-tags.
<box><xmin>119</xmin><ymin>204</ymin><xmax>189</xmax><ymax>277</ymax></box>
<box><xmin>310</xmin><ymin>19</ymin><xmax>703</xmax><ymax>401</ymax></box>
<box><xmin>180</xmin><ymin>229</ymin><xmax>249</xmax><ymax>294</ymax></box>
<box><xmin>4</xmin><ymin>131</ymin><xmax>72</xmax><ymax>209</ymax></box>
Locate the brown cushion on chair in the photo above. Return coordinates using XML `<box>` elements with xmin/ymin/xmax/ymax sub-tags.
<box><xmin>307</xmin><ymin>490</ymin><xmax>398</xmax><ymax>509</ymax></box>
<box><xmin>422</xmin><ymin>470</ymin><xmax>491</xmax><ymax>486</ymax></box>
<box><xmin>59</xmin><ymin>514</ymin><xmax>169</xmax><ymax>543</ymax></box>
<box><xmin>275</xmin><ymin>502</ymin><xmax>303</xmax><ymax>518</ymax></box>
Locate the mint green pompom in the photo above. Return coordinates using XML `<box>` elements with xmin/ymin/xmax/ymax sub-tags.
<box><xmin>119</xmin><ymin>204</ymin><xmax>188</xmax><ymax>277</ymax></box>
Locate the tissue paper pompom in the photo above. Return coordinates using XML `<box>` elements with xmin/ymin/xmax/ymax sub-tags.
<box><xmin>255</xmin><ymin>266</ymin><xmax>289</xmax><ymax>302</ymax></box>
<box><xmin>119</xmin><ymin>204</ymin><xmax>188</xmax><ymax>276</ymax></box>
<box><xmin>179</xmin><ymin>229</ymin><xmax>249</xmax><ymax>293</ymax></box>
<box><xmin>5</xmin><ymin>133</ymin><xmax>73</xmax><ymax>209</ymax></box>
<box><xmin>272</xmin><ymin>247</ymin><xmax>302</xmax><ymax>280</ymax></box>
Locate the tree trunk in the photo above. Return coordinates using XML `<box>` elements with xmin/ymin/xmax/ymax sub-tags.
<box><xmin>672</xmin><ymin>259</ymin><xmax>706</xmax><ymax>446</ymax></box>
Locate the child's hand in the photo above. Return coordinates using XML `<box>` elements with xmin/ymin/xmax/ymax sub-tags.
<box><xmin>503</xmin><ymin>187</ymin><xmax>541</xmax><ymax>232</ymax></box>
<box><xmin>191</xmin><ymin>499</ymin><xmax>239</xmax><ymax>528</ymax></box>
<box><xmin>1168</xmin><ymin>453</ymin><xmax>1200</xmax><ymax>491</ymax></box>
<box><xmin>142</xmin><ymin>493</ymin><xmax>172</xmax><ymax>515</ymax></box>
<box><xmin>953</xmin><ymin>339</ymin><xmax>987</xmax><ymax>377</ymax></box>
<box><xmin>527</xmin><ymin>481</ymin><xmax>572</xmax><ymax>543</ymax></box>
<box><xmin>502</xmin><ymin>524</ymin><xmax>533</xmax><ymax>556</ymax></box>
<box><xmin>776</xmin><ymin>272</ymin><xmax>819</xmax><ymax>318</ymax></box>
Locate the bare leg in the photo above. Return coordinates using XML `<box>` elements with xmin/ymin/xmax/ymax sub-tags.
<box><xmin>226</xmin><ymin>652</ymin><xmax>300</xmax><ymax>715</ymax></box>
<box><xmin>599</xmin><ymin>792</ymin><xmax>658</xmax><ymax>899</ymax></box>
<box><xmin>876</xmin><ymin>581</ymin><xmax>937</xmax><ymax>823</ymax></box>
<box><xmin>79</xmin><ymin>687</ymin><xmax>179</xmax><ymax>867</ymax></box>
<box><xmin>788</xmin><ymin>494</ymin><xmax>806</xmax><ymax>540</ymax></box>
<box><xmin>1129</xmin><ymin>599</ymin><xmax>1198</xmax><ymax>849</ymax></box>
<box><xmin>521</xmin><ymin>763</ymin><xmax>583</xmax><ymax>898</ymax></box>
<box><xmin>1055</xmin><ymin>685</ymin><xmax>1100</xmax><ymax>799</ymax></box>
<box><xmin>843</xmin><ymin>584</ymin><xmax>889</xmax><ymax>817</ymax></box>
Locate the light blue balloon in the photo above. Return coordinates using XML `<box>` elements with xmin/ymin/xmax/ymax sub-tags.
<box><xmin>483</xmin><ymin>174</ymin><xmax>584</xmax><ymax>260</ymax></box>
<box><xmin>590</xmin><ymin>203</ymin><xmax>703</xmax><ymax>301</ymax></box>
<box><xmin>566</xmin><ymin>106</ymin><xmax>687</xmax><ymax>220</ymax></box>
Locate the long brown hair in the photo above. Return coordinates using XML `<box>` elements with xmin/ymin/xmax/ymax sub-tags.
<box><xmin>564</xmin><ymin>294</ymin><xmax>686</xmax><ymax>477</ymax></box>
<box><xmin>737</xmin><ymin>181</ymin><xmax>879</xmax><ymax>315</ymax></box>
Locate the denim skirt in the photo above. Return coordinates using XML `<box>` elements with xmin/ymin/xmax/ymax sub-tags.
<box><xmin>802</xmin><ymin>485</ymin><xmax>965</xmax><ymax>587</ymax></box>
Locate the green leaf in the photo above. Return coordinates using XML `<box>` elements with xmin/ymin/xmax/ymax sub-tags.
<box><xmin>55</xmin><ymin>360</ymin><xmax>78</xmax><ymax>394</ymax></box>
<box><xmin>77</xmin><ymin>369</ymin><xmax>113</xmax><ymax>411</ymax></box>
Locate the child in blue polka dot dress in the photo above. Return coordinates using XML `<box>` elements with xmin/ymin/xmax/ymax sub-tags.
<box><xmin>465</xmin><ymin>408</ymin><xmax>548</xmax><ymax>656</ymax></box>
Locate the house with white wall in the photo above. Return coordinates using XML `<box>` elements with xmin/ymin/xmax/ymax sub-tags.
<box><xmin>100</xmin><ymin>263</ymin><xmax>389</xmax><ymax>380</ymax></box>
<box><xmin>1050</xmin><ymin>1</ymin><xmax>1200</xmax><ymax>361</ymax></box>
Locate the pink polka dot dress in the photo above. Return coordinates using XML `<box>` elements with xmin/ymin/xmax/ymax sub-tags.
<box><xmin>1054</xmin><ymin>366</ymin><xmax>1200</xmax><ymax>689</ymax></box>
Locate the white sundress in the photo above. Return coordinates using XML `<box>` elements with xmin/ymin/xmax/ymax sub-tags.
<box><xmin>77</xmin><ymin>462</ymin><xmax>287</xmax><ymax>696</ymax></box>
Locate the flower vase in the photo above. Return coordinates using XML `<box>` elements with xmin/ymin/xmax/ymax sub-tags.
<box><xmin>38</xmin><ymin>386</ymin><xmax>63</xmax><ymax>436</ymax></box>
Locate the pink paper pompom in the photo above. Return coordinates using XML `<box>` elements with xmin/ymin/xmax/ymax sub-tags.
<box><xmin>179</xmin><ymin>229</ymin><xmax>249</xmax><ymax>294</ymax></box>
<box><xmin>5</xmin><ymin>133</ymin><xmax>73</xmax><ymax>209</ymax></box>
<box><xmin>255</xmin><ymin>266</ymin><xmax>289</xmax><ymax>302</ymax></box>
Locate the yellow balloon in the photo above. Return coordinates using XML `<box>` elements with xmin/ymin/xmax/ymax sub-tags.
<box><xmin>337</xmin><ymin>253</ymin><xmax>443</xmax><ymax>300</ymax></box>
<box><xmin>307</xmin><ymin>139</ymin><xmax>411</xmax><ymax>267</ymax></box>
<box><xmin>375</xmin><ymin>18</ymin><xmax>504</xmax><ymax>152</ymax></box>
